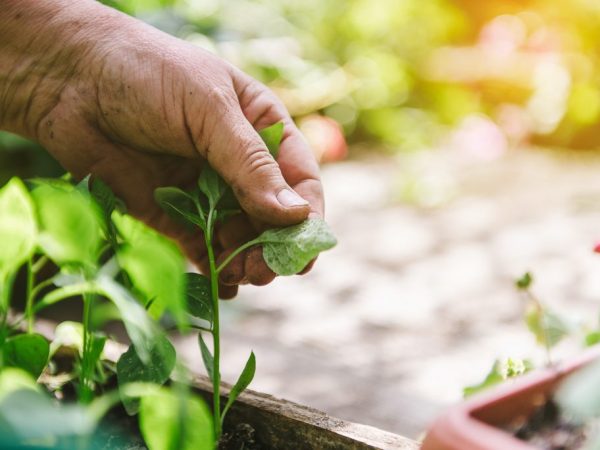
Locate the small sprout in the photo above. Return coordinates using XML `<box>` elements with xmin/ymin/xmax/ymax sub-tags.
<box><xmin>503</xmin><ymin>358</ymin><xmax>531</xmax><ymax>378</ymax></box>
<box><xmin>515</xmin><ymin>272</ymin><xmax>533</xmax><ymax>290</ymax></box>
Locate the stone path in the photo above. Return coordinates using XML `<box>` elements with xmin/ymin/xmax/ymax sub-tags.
<box><xmin>175</xmin><ymin>147</ymin><xmax>600</xmax><ymax>439</ymax></box>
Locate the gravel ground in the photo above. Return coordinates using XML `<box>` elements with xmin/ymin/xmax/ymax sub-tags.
<box><xmin>174</xmin><ymin>147</ymin><xmax>600</xmax><ymax>439</ymax></box>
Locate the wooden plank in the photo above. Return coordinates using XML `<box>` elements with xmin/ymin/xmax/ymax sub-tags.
<box><xmin>191</xmin><ymin>375</ymin><xmax>419</xmax><ymax>450</ymax></box>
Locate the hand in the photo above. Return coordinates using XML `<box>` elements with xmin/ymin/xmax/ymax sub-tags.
<box><xmin>0</xmin><ymin>0</ymin><xmax>324</xmax><ymax>298</ymax></box>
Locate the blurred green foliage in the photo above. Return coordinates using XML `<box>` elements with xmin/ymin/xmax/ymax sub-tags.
<box><xmin>5</xmin><ymin>0</ymin><xmax>600</xmax><ymax>182</ymax></box>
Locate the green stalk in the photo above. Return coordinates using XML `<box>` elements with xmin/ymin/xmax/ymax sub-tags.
<box><xmin>80</xmin><ymin>292</ymin><xmax>93</xmax><ymax>404</ymax></box>
<box><xmin>25</xmin><ymin>260</ymin><xmax>34</xmax><ymax>333</ymax></box>
<box><xmin>216</xmin><ymin>239</ymin><xmax>260</xmax><ymax>275</ymax></box>
<box><xmin>0</xmin><ymin>273</ymin><xmax>12</xmax><ymax>366</ymax></box>
<box><xmin>205</xmin><ymin>208</ymin><xmax>222</xmax><ymax>440</ymax></box>
<box><xmin>526</xmin><ymin>290</ymin><xmax>553</xmax><ymax>366</ymax></box>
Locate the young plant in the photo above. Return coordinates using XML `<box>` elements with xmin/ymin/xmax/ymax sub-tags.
<box><xmin>155</xmin><ymin>122</ymin><xmax>337</xmax><ymax>440</ymax></box>
<box><xmin>516</xmin><ymin>272</ymin><xmax>572</xmax><ymax>366</ymax></box>
<box><xmin>0</xmin><ymin>175</ymin><xmax>215</xmax><ymax>448</ymax></box>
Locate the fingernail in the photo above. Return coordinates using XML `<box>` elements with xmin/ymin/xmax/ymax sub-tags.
<box><xmin>277</xmin><ymin>189</ymin><xmax>309</xmax><ymax>208</ymax></box>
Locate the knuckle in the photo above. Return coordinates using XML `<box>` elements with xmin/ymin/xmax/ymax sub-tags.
<box><xmin>237</xmin><ymin>145</ymin><xmax>278</xmax><ymax>177</ymax></box>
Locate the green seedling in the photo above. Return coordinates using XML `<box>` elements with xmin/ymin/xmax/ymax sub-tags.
<box><xmin>516</xmin><ymin>272</ymin><xmax>571</xmax><ymax>366</ymax></box>
<box><xmin>156</xmin><ymin>121</ymin><xmax>337</xmax><ymax>440</ymax></box>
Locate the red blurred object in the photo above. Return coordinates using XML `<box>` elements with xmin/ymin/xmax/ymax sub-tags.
<box><xmin>298</xmin><ymin>115</ymin><xmax>348</xmax><ymax>163</ymax></box>
<box><xmin>594</xmin><ymin>242</ymin><xmax>600</xmax><ymax>254</ymax></box>
<box><xmin>422</xmin><ymin>348</ymin><xmax>600</xmax><ymax>450</ymax></box>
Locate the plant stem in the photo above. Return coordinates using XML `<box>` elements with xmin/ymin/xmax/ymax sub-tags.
<box><xmin>25</xmin><ymin>260</ymin><xmax>34</xmax><ymax>333</ymax></box>
<box><xmin>526</xmin><ymin>290</ymin><xmax>553</xmax><ymax>366</ymax></box>
<box><xmin>31</xmin><ymin>256</ymin><xmax>48</xmax><ymax>274</ymax></box>
<box><xmin>216</xmin><ymin>239</ymin><xmax>260</xmax><ymax>275</ymax></box>
<box><xmin>80</xmin><ymin>291</ymin><xmax>93</xmax><ymax>404</ymax></box>
<box><xmin>205</xmin><ymin>208</ymin><xmax>222</xmax><ymax>439</ymax></box>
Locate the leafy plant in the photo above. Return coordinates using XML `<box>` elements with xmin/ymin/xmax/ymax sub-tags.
<box><xmin>155</xmin><ymin>121</ymin><xmax>337</xmax><ymax>440</ymax></box>
<box><xmin>0</xmin><ymin>174</ymin><xmax>212</xmax><ymax>448</ymax></box>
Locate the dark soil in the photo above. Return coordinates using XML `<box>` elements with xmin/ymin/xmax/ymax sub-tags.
<box><xmin>509</xmin><ymin>399</ymin><xmax>591</xmax><ymax>450</ymax></box>
<box><xmin>218</xmin><ymin>423</ymin><xmax>265</xmax><ymax>450</ymax></box>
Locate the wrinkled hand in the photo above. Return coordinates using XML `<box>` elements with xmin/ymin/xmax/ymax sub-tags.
<box><xmin>0</xmin><ymin>0</ymin><xmax>323</xmax><ymax>298</ymax></box>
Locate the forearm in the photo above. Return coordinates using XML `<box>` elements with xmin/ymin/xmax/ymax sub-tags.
<box><xmin>0</xmin><ymin>0</ymin><xmax>116</xmax><ymax>139</ymax></box>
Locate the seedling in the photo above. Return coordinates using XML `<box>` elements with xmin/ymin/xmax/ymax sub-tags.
<box><xmin>0</xmin><ymin>175</ymin><xmax>213</xmax><ymax>448</ymax></box>
<box><xmin>155</xmin><ymin>122</ymin><xmax>337</xmax><ymax>440</ymax></box>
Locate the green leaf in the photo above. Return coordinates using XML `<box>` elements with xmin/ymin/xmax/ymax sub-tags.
<box><xmin>0</xmin><ymin>368</ymin><xmax>39</xmax><ymax>402</ymax></box>
<box><xmin>254</xmin><ymin>218</ymin><xmax>337</xmax><ymax>275</ymax></box>
<box><xmin>515</xmin><ymin>272</ymin><xmax>533</xmax><ymax>290</ymax></box>
<box><xmin>3</xmin><ymin>334</ymin><xmax>49</xmax><ymax>379</ymax></box>
<box><xmin>463</xmin><ymin>358</ymin><xmax>533</xmax><ymax>398</ymax></box>
<box><xmin>112</xmin><ymin>213</ymin><xmax>187</xmax><ymax>325</ymax></box>
<box><xmin>186</xmin><ymin>273</ymin><xmax>212</xmax><ymax>322</ymax></box>
<box><xmin>49</xmin><ymin>321</ymin><xmax>84</xmax><ymax>357</ymax></box>
<box><xmin>0</xmin><ymin>178</ymin><xmax>37</xmax><ymax>277</ymax></box>
<box><xmin>198</xmin><ymin>333</ymin><xmax>214</xmax><ymax>380</ymax></box>
<box><xmin>96</xmin><ymin>275</ymin><xmax>160</xmax><ymax>363</ymax></box>
<box><xmin>117</xmin><ymin>335</ymin><xmax>176</xmax><ymax>415</ymax></box>
<box><xmin>89</xmin><ymin>177</ymin><xmax>119</xmax><ymax>243</ymax></box>
<box><xmin>0</xmin><ymin>389</ymin><xmax>97</xmax><ymax>441</ymax></box>
<box><xmin>258</xmin><ymin>122</ymin><xmax>284</xmax><ymax>158</ymax></box>
<box><xmin>27</xmin><ymin>177</ymin><xmax>74</xmax><ymax>192</ymax></box>
<box><xmin>198</xmin><ymin>166</ymin><xmax>227</xmax><ymax>210</ymax></box>
<box><xmin>32</xmin><ymin>185</ymin><xmax>102</xmax><ymax>266</ymax></box>
<box><xmin>586</xmin><ymin>331</ymin><xmax>600</xmax><ymax>347</ymax></box>
<box><xmin>154</xmin><ymin>187</ymin><xmax>205</xmax><ymax>230</ymax></box>
<box><xmin>525</xmin><ymin>306</ymin><xmax>570</xmax><ymax>348</ymax></box>
<box><xmin>87</xmin><ymin>333</ymin><xmax>107</xmax><ymax>371</ymax></box>
<box><xmin>222</xmin><ymin>352</ymin><xmax>256</xmax><ymax>421</ymax></box>
<box><xmin>139</xmin><ymin>387</ymin><xmax>214</xmax><ymax>450</ymax></box>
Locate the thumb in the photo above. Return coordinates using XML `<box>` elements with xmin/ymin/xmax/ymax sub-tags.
<box><xmin>202</xmin><ymin>96</ymin><xmax>310</xmax><ymax>226</ymax></box>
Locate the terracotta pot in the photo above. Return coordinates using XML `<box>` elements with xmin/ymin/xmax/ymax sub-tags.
<box><xmin>422</xmin><ymin>349</ymin><xmax>600</xmax><ymax>450</ymax></box>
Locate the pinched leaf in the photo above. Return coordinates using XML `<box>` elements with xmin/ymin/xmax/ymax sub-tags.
<box><xmin>525</xmin><ymin>306</ymin><xmax>571</xmax><ymax>348</ymax></box>
<box><xmin>112</xmin><ymin>213</ymin><xmax>187</xmax><ymax>326</ymax></box>
<box><xmin>198</xmin><ymin>333</ymin><xmax>214</xmax><ymax>380</ymax></box>
<box><xmin>221</xmin><ymin>352</ymin><xmax>255</xmax><ymax>421</ymax></box>
<box><xmin>139</xmin><ymin>387</ymin><xmax>214</xmax><ymax>450</ymax></box>
<box><xmin>258</xmin><ymin>122</ymin><xmax>284</xmax><ymax>159</ymax></box>
<box><xmin>117</xmin><ymin>335</ymin><xmax>176</xmax><ymax>415</ymax></box>
<box><xmin>3</xmin><ymin>334</ymin><xmax>49</xmax><ymax>379</ymax></box>
<box><xmin>254</xmin><ymin>219</ymin><xmax>337</xmax><ymax>275</ymax></box>
<box><xmin>0</xmin><ymin>178</ymin><xmax>37</xmax><ymax>276</ymax></box>
<box><xmin>154</xmin><ymin>187</ymin><xmax>205</xmax><ymax>230</ymax></box>
<box><xmin>186</xmin><ymin>273</ymin><xmax>212</xmax><ymax>322</ymax></box>
<box><xmin>198</xmin><ymin>166</ymin><xmax>227</xmax><ymax>210</ymax></box>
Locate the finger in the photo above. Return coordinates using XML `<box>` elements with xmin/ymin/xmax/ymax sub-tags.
<box><xmin>196</xmin><ymin>86</ymin><xmax>310</xmax><ymax>226</ymax></box>
<box><xmin>219</xmin><ymin>283</ymin><xmax>238</xmax><ymax>300</ymax></box>
<box><xmin>216</xmin><ymin>248</ymin><xmax>246</xmax><ymax>286</ymax></box>
<box><xmin>216</xmin><ymin>214</ymin><xmax>256</xmax><ymax>249</ymax></box>
<box><xmin>277</xmin><ymin>124</ymin><xmax>324</xmax><ymax>218</ymax></box>
<box><xmin>231</xmin><ymin>74</ymin><xmax>324</xmax><ymax>219</ymax></box>
<box><xmin>245</xmin><ymin>246</ymin><xmax>276</xmax><ymax>286</ymax></box>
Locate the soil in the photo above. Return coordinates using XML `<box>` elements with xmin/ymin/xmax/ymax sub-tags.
<box><xmin>509</xmin><ymin>399</ymin><xmax>592</xmax><ymax>450</ymax></box>
<box><xmin>218</xmin><ymin>423</ymin><xmax>265</xmax><ymax>450</ymax></box>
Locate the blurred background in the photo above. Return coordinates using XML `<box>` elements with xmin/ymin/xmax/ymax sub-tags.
<box><xmin>6</xmin><ymin>0</ymin><xmax>600</xmax><ymax>440</ymax></box>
